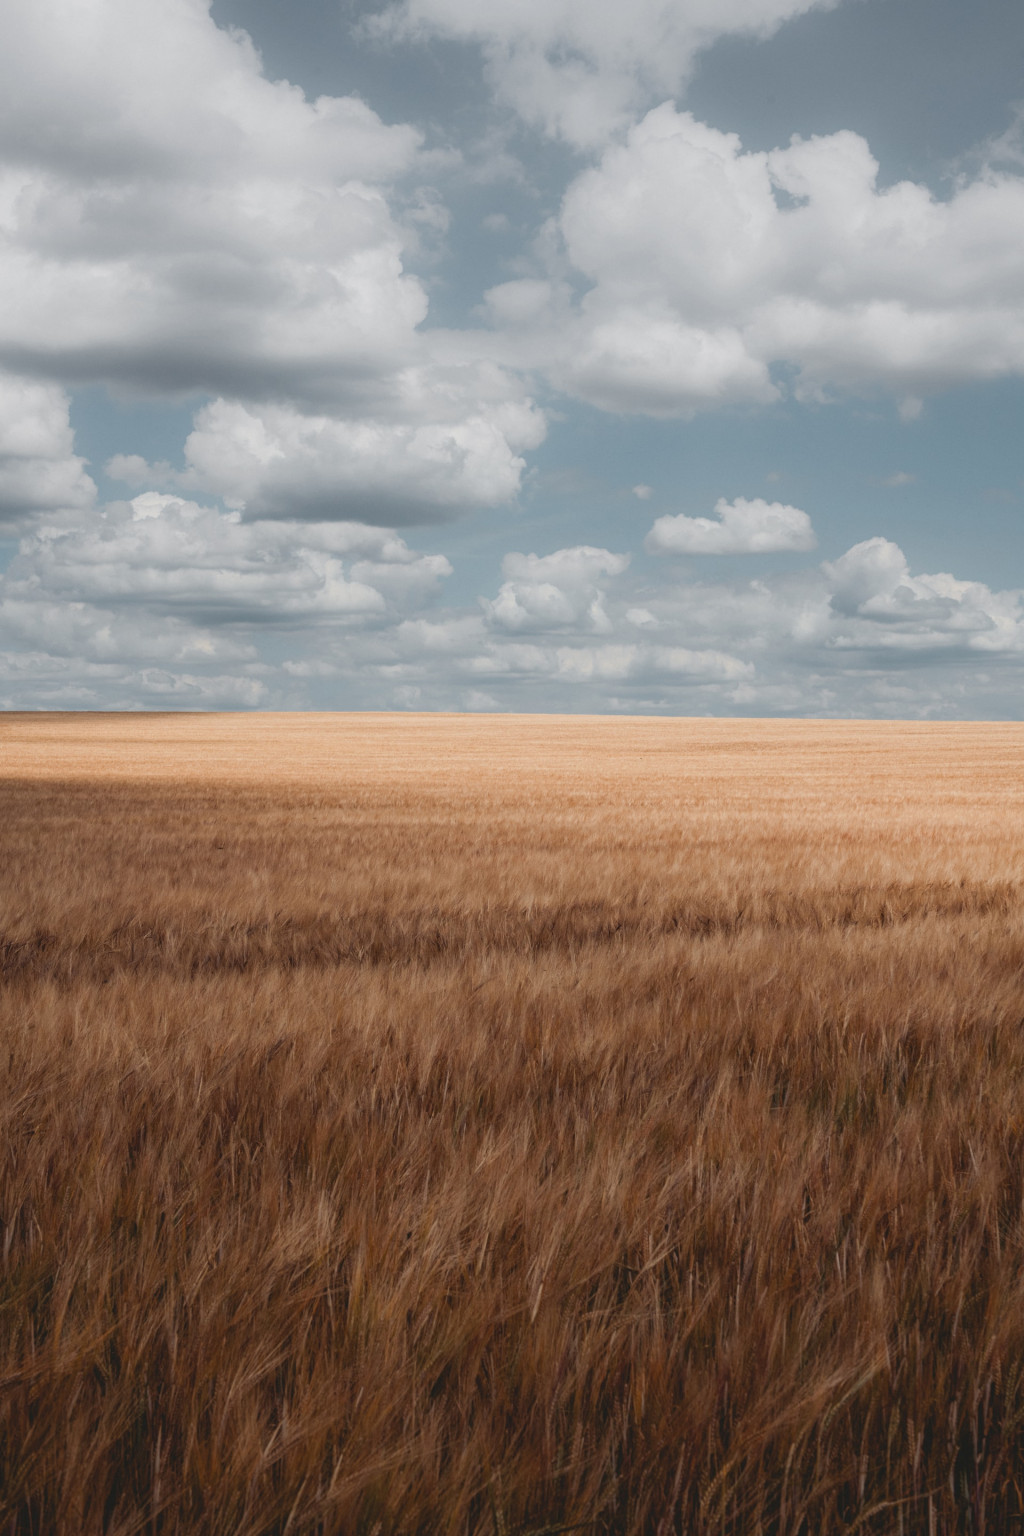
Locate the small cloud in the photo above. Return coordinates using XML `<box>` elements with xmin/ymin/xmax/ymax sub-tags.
<box><xmin>880</xmin><ymin>471</ymin><xmax>916</xmax><ymax>488</ymax></box>
<box><xmin>645</xmin><ymin>497</ymin><xmax>817</xmax><ymax>556</ymax></box>
<box><xmin>765</xmin><ymin>471</ymin><xmax>781</xmax><ymax>483</ymax></box>
<box><xmin>626</xmin><ymin>607</ymin><xmax>657</xmax><ymax>627</ymax></box>
<box><xmin>481</xmin><ymin>212</ymin><xmax>510</xmax><ymax>233</ymax></box>
<box><xmin>899</xmin><ymin>397</ymin><xmax>924</xmax><ymax>423</ymax></box>
<box><xmin>482</xmin><ymin>545</ymin><xmax>629</xmax><ymax>633</ymax></box>
<box><xmin>632</xmin><ymin>483</ymin><xmax>653</xmax><ymax>500</ymax></box>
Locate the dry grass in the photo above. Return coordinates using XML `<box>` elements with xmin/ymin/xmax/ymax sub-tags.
<box><xmin>3</xmin><ymin>712</ymin><xmax>1024</xmax><ymax>1535</ymax></box>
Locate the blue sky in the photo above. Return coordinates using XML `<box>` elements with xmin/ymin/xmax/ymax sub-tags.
<box><xmin>1</xmin><ymin>0</ymin><xmax>1023</xmax><ymax>714</ymax></box>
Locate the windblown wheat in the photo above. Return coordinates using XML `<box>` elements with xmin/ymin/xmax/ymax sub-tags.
<box><xmin>2</xmin><ymin>712</ymin><xmax>1024</xmax><ymax>1534</ymax></box>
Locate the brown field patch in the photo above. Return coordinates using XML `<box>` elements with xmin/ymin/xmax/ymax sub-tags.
<box><xmin>3</xmin><ymin>712</ymin><xmax>1024</xmax><ymax>1534</ymax></box>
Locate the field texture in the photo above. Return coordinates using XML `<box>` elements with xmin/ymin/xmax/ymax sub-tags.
<box><xmin>3</xmin><ymin>712</ymin><xmax>1024</xmax><ymax>1536</ymax></box>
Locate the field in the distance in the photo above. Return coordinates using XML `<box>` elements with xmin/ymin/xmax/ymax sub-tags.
<box><xmin>3</xmin><ymin>712</ymin><xmax>1024</xmax><ymax>1535</ymax></box>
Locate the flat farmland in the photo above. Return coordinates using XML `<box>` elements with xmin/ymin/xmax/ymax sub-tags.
<box><xmin>3</xmin><ymin>712</ymin><xmax>1024</xmax><ymax>1535</ymax></box>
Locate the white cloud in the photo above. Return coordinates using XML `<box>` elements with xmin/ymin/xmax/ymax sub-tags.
<box><xmin>5</xmin><ymin>514</ymin><xmax>997</xmax><ymax>715</ymax></box>
<box><xmin>482</xmin><ymin>545</ymin><xmax>630</xmax><ymax>633</ymax></box>
<box><xmin>646</xmin><ymin>497</ymin><xmax>817</xmax><ymax>555</ymax></box>
<box><xmin>630</xmin><ymin>537</ymin><xmax>1024</xmax><ymax>670</ymax></box>
<box><xmin>0</xmin><ymin>487</ymin><xmax>460</xmax><ymax>706</ymax></box>
<box><xmin>379</xmin><ymin>542</ymin><xmax>756</xmax><ymax>701</ymax></box>
<box><xmin>648</xmin><ymin>646</ymin><xmax>753</xmax><ymax>679</ymax></box>
<box><xmin>563</xmin><ymin>310</ymin><xmax>777</xmax><ymax>415</ymax></box>
<box><xmin>2</xmin><ymin>493</ymin><xmax>453</xmax><ymax>629</ymax></box>
<box><xmin>397</xmin><ymin>614</ymin><xmax>488</xmax><ymax>653</ymax></box>
<box><xmin>12</xmin><ymin>499</ymin><xmax>1014</xmax><ymax>713</ymax></box>
<box><xmin>0</xmin><ymin>371</ymin><xmax>96</xmax><ymax>526</ymax></box>
<box><xmin>0</xmin><ymin>0</ymin><xmax>420</xmax><ymax>184</ymax></box>
<box><xmin>365</xmin><ymin>0</ymin><xmax>840</xmax><ymax>146</ymax></box>
<box><xmin>493</xmin><ymin>106</ymin><xmax>1024</xmax><ymax>413</ymax></box>
<box><xmin>0</xmin><ymin>650</ymin><xmax>268</xmax><ymax>712</ymax></box>
<box><xmin>428</xmin><ymin>533</ymin><xmax>1023</xmax><ymax>715</ymax></box>
<box><xmin>152</xmin><ymin>381</ymin><xmax>546</xmax><ymax>524</ymax></box>
<box><xmin>453</xmin><ymin>637</ymin><xmax>750</xmax><ymax>685</ymax></box>
<box><xmin>1</xmin><ymin>0</ymin><xmax>1021</xmax><ymax>721</ymax></box>
<box><xmin>821</xmin><ymin>538</ymin><xmax>1024</xmax><ymax>652</ymax></box>
<box><xmin>0</xmin><ymin>0</ymin><xmax>426</xmax><ymax>403</ymax></box>
<box><xmin>0</xmin><ymin>0</ymin><xmax>544</xmax><ymax>523</ymax></box>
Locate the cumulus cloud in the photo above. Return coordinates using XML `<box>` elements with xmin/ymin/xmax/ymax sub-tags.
<box><xmin>413</xmin><ymin>534</ymin><xmax>1024</xmax><ymax>716</ymax></box>
<box><xmin>8</xmin><ymin>502</ymin><xmax>1017</xmax><ymax>713</ymax></box>
<box><xmin>383</xmin><ymin>543</ymin><xmax>755</xmax><ymax>702</ymax></box>
<box><xmin>365</xmin><ymin>0</ymin><xmax>839</xmax><ymax>145</ymax></box>
<box><xmin>0</xmin><ymin>491</ymin><xmax>277</xmax><ymax>705</ymax></box>
<box><xmin>458</xmin><ymin>637</ymin><xmax>750</xmax><ymax>685</ymax></box>
<box><xmin>482</xmin><ymin>545</ymin><xmax>630</xmax><ymax>632</ymax></box>
<box><xmin>0</xmin><ymin>0</ymin><xmax>425</xmax><ymax>403</ymax></box>
<box><xmin>646</xmin><ymin>497</ymin><xmax>817</xmax><ymax>555</ymax></box>
<box><xmin>3</xmin><ymin>493</ymin><xmax>452</xmax><ymax>626</ymax></box>
<box><xmin>553</xmin><ymin>644</ymin><xmax>750</xmax><ymax>682</ymax></box>
<box><xmin>630</xmin><ymin>538</ymin><xmax>1024</xmax><ymax>673</ymax></box>
<box><xmin>0</xmin><ymin>371</ymin><xmax>96</xmax><ymax>526</ymax></box>
<box><xmin>821</xmin><ymin>539</ymin><xmax>1023</xmax><ymax>652</ymax></box>
<box><xmin>120</xmin><ymin>380</ymin><xmax>546</xmax><ymax>525</ymax></box>
<box><xmin>0</xmin><ymin>649</ymin><xmax>269</xmax><ymax>712</ymax></box>
<box><xmin>2</xmin><ymin>0</ymin><xmax>1021</xmax><ymax>720</ymax></box>
<box><xmin>0</xmin><ymin>0</ymin><xmax>544</xmax><ymax>522</ymax></box>
<box><xmin>0</xmin><ymin>0</ymin><xmax>420</xmax><ymax>184</ymax></box>
<box><xmin>492</xmin><ymin>106</ymin><xmax>1024</xmax><ymax>413</ymax></box>
<box><xmin>563</xmin><ymin>311</ymin><xmax>777</xmax><ymax>415</ymax></box>
<box><xmin>0</xmin><ymin>489</ymin><xmax>458</xmax><ymax>706</ymax></box>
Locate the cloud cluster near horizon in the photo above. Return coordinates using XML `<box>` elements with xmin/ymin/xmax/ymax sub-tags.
<box><xmin>0</xmin><ymin>0</ymin><xmax>1023</xmax><ymax>715</ymax></box>
<box><xmin>4</xmin><ymin>486</ymin><xmax>1023</xmax><ymax>715</ymax></box>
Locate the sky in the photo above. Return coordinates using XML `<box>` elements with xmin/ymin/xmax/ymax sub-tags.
<box><xmin>1</xmin><ymin>0</ymin><xmax>1024</xmax><ymax>715</ymax></box>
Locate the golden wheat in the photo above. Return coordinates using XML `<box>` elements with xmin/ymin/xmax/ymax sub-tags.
<box><xmin>3</xmin><ymin>712</ymin><xmax>1024</xmax><ymax>1534</ymax></box>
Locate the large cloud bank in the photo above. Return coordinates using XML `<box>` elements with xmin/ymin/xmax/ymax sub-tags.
<box><xmin>0</xmin><ymin>0</ymin><xmax>542</xmax><ymax>525</ymax></box>
<box><xmin>5</xmin><ymin>488</ymin><xmax>1024</xmax><ymax>714</ymax></box>
<box><xmin>1</xmin><ymin>0</ymin><xmax>1022</xmax><ymax>716</ymax></box>
<box><xmin>484</xmin><ymin>108</ymin><xmax>1024</xmax><ymax>414</ymax></box>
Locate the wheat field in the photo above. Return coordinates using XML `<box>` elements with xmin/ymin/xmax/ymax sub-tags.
<box><xmin>3</xmin><ymin>711</ymin><xmax>1024</xmax><ymax>1535</ymax></box>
